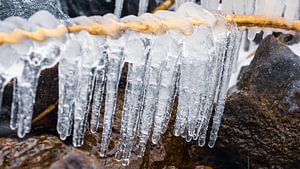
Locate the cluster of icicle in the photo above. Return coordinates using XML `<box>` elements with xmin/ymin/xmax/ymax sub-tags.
<box><xmin>0</xmin><ymin>1</ymin><xmax>298</xmax><ymax>166</ymax></box>
<box><xmin>118</xmin><ymin>0</ymin><xmax>300</xmax><ymax>24</ymax></box>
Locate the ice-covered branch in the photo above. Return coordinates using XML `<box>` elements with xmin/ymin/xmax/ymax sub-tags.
<box><xmin>1</xmin><ymin>14</ymin><xmax>300</xmax><ymax>45</ymax></box>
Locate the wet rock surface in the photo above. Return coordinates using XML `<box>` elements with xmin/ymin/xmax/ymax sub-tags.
<box><xmin>0</xmin><ymin>36</ymin><xmax>299</xmax><ymax>169</ymax></box>
<box><xmin>0</xmin><ymin>0</ymin><xmax>68</xmax><ymax>20</ymax></box>
<box><xmin>49</xmin><ymin>150</ymin><xmax>101</xmax><ymax>169</ymax></box>
<box><xmin>0</xmin><ymin>135</ymin><xmax>71</xmax><ymax>168</ymax></box>
<box><xmin>216</xmin><ymin>36</ymin><xmax>300</xmax><ymax>169</ymax></box>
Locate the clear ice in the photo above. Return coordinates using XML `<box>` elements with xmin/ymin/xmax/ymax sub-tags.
<box><xmin>138</xmin><ymin>0</ymin><xmax>149</xmax><ymax>16</ymax></box>
<box><xmin>99</xmin><ymin>14</ymin><xmax>126</xmax><ymax>157</ymax></box>
<box><xmin>114</xmin><ymin>0</ymin><xmax>125</xmax><ymax>17</ymax></box>
<box><xmin>1</xmin><ymin>0</ymin><xmax>299</xmax><ymax>166</ymax></box>
<box><xmin>1</xmin><ymin>11</ymin><xmax>64</xmax><ymax>138</ymax></box>
<box><xmin>115</xmin><ymin>16</ymin><xmax>152</xmax><ymax>165</ymax></box>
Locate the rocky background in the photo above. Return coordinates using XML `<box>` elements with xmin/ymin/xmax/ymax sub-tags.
<box><xmin>0</xmin><ymin>1</ymin><xmax>299</xmax><ymax>169</ymax></box>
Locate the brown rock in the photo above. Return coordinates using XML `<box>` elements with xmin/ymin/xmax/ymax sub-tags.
<box><xmin>50</xmin><ymin>151</ymin><xmax>100</xmax><ymax>169</ymax></box>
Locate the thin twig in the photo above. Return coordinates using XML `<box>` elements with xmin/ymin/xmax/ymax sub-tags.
<box><xmin>225</xmin><ymin>14</ymin><xmax>300</xmax><ymax>32</ymax></box>
<box><xmin>31</xmin><ymin>100</ymin><xmax>58</xmax><ymax>125</ymax></box>
<box><xmin>1</xmin><ymin>13</ymin><xmax>300</xmax><ymax>44</ymax></box>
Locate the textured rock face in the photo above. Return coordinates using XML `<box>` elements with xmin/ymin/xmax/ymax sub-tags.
<box><xmin>0</xmin><ymin>36</ymin><xmax>299</xmax><ymax>169</ymax></box>
<box><xmin>0</xmin><ymin>0</ymin><xmax>68</xmax><ymax>20</ymax></box>
<box><xmin>49</xmin><ymin>151</ymin><xmax>101</xmax><ymax>169</ymax></box>
<box><xmin>217</xmin><ymin>36</ymin><xmax>300</xmax><ymax>169</ymax></box>
<box><xmin>0</xmin><ymin>135</ymin><xmax>71</xmax><ymax>168</ymax></box>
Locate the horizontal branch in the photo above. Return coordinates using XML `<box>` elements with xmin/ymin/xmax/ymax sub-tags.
<box><xmin>225</xmin><ymin>15</ymin><xmax>300</xmax><ymax>32</ymax></box>
<box><xmin>0</xmin><ymin>14</ymin><xmax>300</xmax><ymax>45</ymax></box>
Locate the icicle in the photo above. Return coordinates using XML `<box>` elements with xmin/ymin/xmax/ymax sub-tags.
<box><xmin>89</xmin><ymin>15</ymin><xmax>115</xmax><ymax>134</ymax></box>
<box><xmin>115</xmin><ymin>15</ymin><xmax>152</xmax><ymax>166</ymax></box>
<box><xmin>201</xmin><ymin>0</ymin><xmax>219</xmax><ymax>11</ymax></box>
<box><xmin>68</xmin><ymin>16</ymin><xmax>103</xmax><ymax>146</ymax></box>
<box><xmin>57</xmin><ymin>33</ymin><xmax>80</xmax><ymax>140</ymax></box>
<box><xmin>151</xmin><ymin>31</ymin><xmax>181</xmax><ymax>143</ymax></box>
<box><xmin>135</xmin><ymin>13</ymin><xmax>173</xmax><ymax>155</ymax></box>
<box><xmin>265</xmin><ymin>0</ymin><xmax>285</xmax><ymax>18</ymax></box>
<box><xmin>150</xmin><ymin>10</ymin><xmax>193</xmax><ymax>139</ymax></box>
<box><xmin>133</xmin><ymin>12</ymin><xmax>183</xmax><ymax>151</ymax></box>
<box><xmin>89</xmin><ymin>16</ymin><xmax>108</xmax><ymax>134</ymax></box>
<box><xmin>222</xmin><ymin>0</ymin><xmax>233</xmax><ymax>14</ymax></box>
<box><xmin>6</xmin><ymin>11</ymin><xmax>62</xmax><ymax>137</ymax></box>
<box><xmin>0</xmin><ymin>77</ymin><xmax>3</xmax><ymax>112</ymax></box>
<box><xmin>231</xmin><ymin>31</ymin><xmax>243</xmax><ymax>73</ymax></box>
<box><xmin>100</xmin><ymin>14</ymin><xmax>126</xmax><ymax>157</ymax></box>
<box><xmin>72</xmin><ymin>31</ymin><xmax>97</xmax><ymax>146</ymax></box>
<box><xmin>177</xmin><ymin>2</ymin><xmax>217</xmax><ymax>28</ymax></box>
<box><xmin>248</xmin><ymin>0</ymin><xmax>267</xmax><ymax>40</ymax></box>
<box><xmin>90</xmin><ymin>56</ymin><xmax>107</xmax><ymax>132</ymax></box>
<box><xmin>2</xmin><ymin>17</ymin><xmax>34</xmax><ymax>131</ymax></box>
<box><xmin>16</xmin><ymin>59</ymin><xmax>40</xmax><ymax>137</ymax></box>
<box><xmin>5</xmin><ymin>17</ymin><xmax>36</xmax><ymax>136</ymax></box>
<box><xmin>262</xmin><ymin>0</ymin><xmax>285</xmax><ymax>38</ymax></box>
<box><xmin>136</xmin><ymin>34</ymin><xmax>165</xmax><ymax>155</ymax></box>
<box><xmin>15</xmin><ymin>11</ymin><xmax>63</xmax><ymax>138</ymax></box>
<box><xmin>175</xmin><ymin>0</ymin><xmax>196</xmax><ymax>10</ymax></box>
<box><xmin>0</xmin><ymin>21</ymin><xmax>20</xmax><ymax>113</ymax></box>
<box><xmin>174</xmin><ymin>3</ymin><xmax>217</xmax><ymax>139</ymax></box>
<box><xmin>65</xmin><ymin>16</ymin><xmax>108</xmax><ymax>136</ymax></box>
<box><xmin>244</xmin><ymin>0</ymin><xmax>256</xmax><ymax>15</ymax></box>
<box><xmin>114</xmin><ymin>0</ymin><xmax>125</xmax><ymax>17</ymax></box>
<box><xmin>3</xmin><ymin>15</ymin><xmax>45</xmax><ymax>137</ymax></box>
<box><xmin>0</xmin><ymin>77</ymin><xmax>4</xmax><ymax>113</ymax></box>
<box><xmin>235</xmin><ymin>0</ymin><xmax>254</xmax><ymax>53</ymax></box>
<box><xmin>138</xmin><ymin>0</ymin><xmax>149</xmax><ymax>16</ymax></box>
<box><xmin>174</xmin><ymin>26</ymin><xmax>214</xmax><ymax>139</ymax></box>
<box><xmin>284</xmin><ymin>0</ymin><xmax>300</xmax><ymax>21</ymax></box>
<box><xmin>10</xmin><ymin>78</ymin><xmax>18</xmax><ymax>130</ymax></box>
<box><xmin>197</xmin><ymin>18</ymin><xmax>229</xmax><ymax>146</ymax></box>
<box><xmin>208</xmin><ymin>23</ymin><xmax>239</xmax><ymax>148</ymax></box>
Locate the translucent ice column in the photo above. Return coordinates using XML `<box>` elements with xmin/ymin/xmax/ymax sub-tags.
<box><xmin>69</xmin><ymin>16</ymin><xmax>104</xmax><ymax>147</ymax></box>
<box><xmin>197</xmin><ymin>17</ymin><xmax>229</xmax><ymax>146</ymax></box>
<box><xmin>201</xmin><ymin>0</ymin><xmax>219</xmax><ymax>11</ymax></box>
<box><xmin>136</xmin><ymin>33</ymin><xmax>168</xmax><ymax>155</ymax></box>
<box><xmin>3</xmin><ymin>17</ymin><xmax>35</xmax><ymax>130</ymax></box>
<box><xmin>100</xmin><ymin>14</ymin><xmax>126</xmax><ymax>157</ymax></box>
<box><xmin>138</xmin><ymin>0</ymin><xmax>149</xmax><ymax>15</ymax></box>
<box><xmin>284</xmin><ymin>0</ymin><xmax>300</xmax><ymax>21</ymax></box>
<box><xmin>152</xmin><ymin>9</ymin><xmax>194</xmax><ymax>141</ymax></box>
<box><xmin>115</xmin><ymin>15</ymin><xmax>152</xmax><ymax>166</ymax></box>
<box><xmin>0</xmin><ymin>21</ymin><xmax>25</xmax><ymax>114</ymax></box>
<box><xmin>57</xmin><ymin>33</ymin><xmax>81</xmax><ymax>140</ymax></box>
<box><xmin>3</xmin><ymin>11</ymin><xmax>64</xmax><ymax>138</ymax></box>
<box><xmin>208</xmin><ymin>23</ymin><xmax>239</xmax><ymax>148</ymax></box>
<box><xmin>151</xmin><ymin>30</ymin><xmax>182</xmax><ymax>144</ymax></box>
<box><xmin>138</xmin><ymin>14</ymin><xmax>181</xmax><ymax>156</ymax></box>
<box><xmin>174</xmin><ymin>3</ymin><xmax>217</xmax><ymax>140</ymax></box>
<box><xmin>15</xmin><ymin>11</ymin><xmax>64</xmax><ymax>138</ymax></box>
<box><xmin>175</xmin><ymin>0</ymin><xmax>195</xmax><ymax>10</ymax></box>
<box><xmin>174</xmin><ymin>26</ymin><xmax>216</xmax><ymax>141</ymax></box>
<box><xmin>89</xmin><ymin>16</ymin><xmax>108</xmax><ymax>134</ymax></box>
<box><xmin>114</xmin><ymin>0</ymin><xmax>125</xmax><ymax>17</ymax></box>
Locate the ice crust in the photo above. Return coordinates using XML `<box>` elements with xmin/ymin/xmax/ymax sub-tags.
<box><xmin>1</xmin><ymin>0</ymin><xmax>299</xmax><ymax>166</ymax></box>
